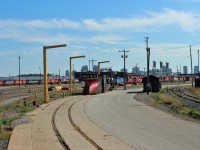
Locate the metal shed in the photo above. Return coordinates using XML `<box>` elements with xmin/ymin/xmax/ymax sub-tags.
<box><xmin>142</xmin><ymin>75</ymin><xmax>161</xmax><ymax>93</ymax></box>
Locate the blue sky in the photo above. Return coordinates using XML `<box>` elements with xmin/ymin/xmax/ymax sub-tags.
<box><xmin>1</xmin><ymin>0</ymin><xmax>200</xmax><ymax>76</ymax></box>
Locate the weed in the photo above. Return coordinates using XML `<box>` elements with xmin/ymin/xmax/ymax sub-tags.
<box><xmin>152</xmin><ymin>94</ymin><xmax>160</xmax><ymax>101</ymax></box>
<box><xmin>188</xmin><ymin>87</ymin><xmax>200</xmax><ymax>98</ymax></box>
<box><xmin>180</xmin><ymin>107</ymin><xmax>192</xmax><ymax>115</ymax></box>
<box><xmin>180</xmin><ymin>107</ymin><xmax>200</xmax><ymax>118</ymax></box>
<box><xmin>0</xmin><ymin>129</ymin><xmax>11</xmax><ymax>139</ymax></box>
<box><xmin>74</xmin><ymin>125</ymin><xmax>80</xmax><ymax>131</ymax></box>
<box><xmin>58</xmin><ymin>135</ymin><xmax>64</xmax><ymax>142</ymax></box>
<box><xmin>158</xmin><ymin>94</ymin><xmax>183</xmax><ymax>109</ymax></box>
<box><xmin>16</xmin><ymin>104</ymin><xmax>35</xmax><ymax>113</ymax></box>
<box><xmin>0</xmin><ymin>106</ymin><xmax>4</xmax><ymax>112</ymax></box>
<box><xmin>159</xmin><ymin>87</ymin><xmax>168</xmax><ymax>93</ymax></box>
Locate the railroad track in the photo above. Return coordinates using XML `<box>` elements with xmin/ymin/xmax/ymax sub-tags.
<box><xmin>51</xmin><ymin>96</ymin><xmax>103</xmax><ymax>150</ymax></box>
<box><xmin>170</xmin><ymin>87</ymin><xmax>200</xmax><ymax>104</ymax></box>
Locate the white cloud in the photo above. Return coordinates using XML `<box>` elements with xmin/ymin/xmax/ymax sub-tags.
<box><xmin>82</xmin><ymin>8</ymin><xmax>200</xmax><ymax>33</ymax></box>
<box><xmin>0</xmin><ymin>50</ymin><xmax>18</xmax><ymax>55</ymax></box>
<box><xmin>0</xmin><ymin>18</ymin><xmax>81</xmax><ymax>29</ymax></box>
<box><xmin>0</xmin><ymin>8</ymin><xmax>199</xmax><ymax>34</ymax></box>
<box><xmin>0</xmin><ymin>8</ymin><xmax>200</xmax><ymax>46</ymax></box>
<box><xmin>70</xmin><ymin>50</ymin><xmax>85</xmax><ymax>56</ymax></box>
<box><xmin>86</xmin><ymin>34</ymin><xmax>127</xmax><ymax>44</ymax></box>
<box><xmin>0</xmin><ymin>48</ymin><xmax>40</xmax><ymax>56</ymax></box>
<box><xmin>147</xmin><ymin>8</ymin><xmax>199</xmax><ymax>33</ymax></box>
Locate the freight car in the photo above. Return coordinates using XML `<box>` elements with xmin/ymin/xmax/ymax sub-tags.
<box><xmin>1</xmin><ymin>78</ymin><xmax>69</xmax><ymax>86</ymax></box>
<box><xmin>159</xmin><ymin>76</ymin><xmax>187</xmax><ymax>82</ymax></box>
<box><xmin>128</xmin><ymin>76</ymin><xmax>142</xmax><ymax>84</ymax></box>
<box><xmin>3</xmin><ymin>80</ymin><xmax>14</xmax><ymax>85</ymax></box>
<box><xmin>0</xmin><ymin>80</ymin><xmax>4</xmax><ymax>85</ymax></box>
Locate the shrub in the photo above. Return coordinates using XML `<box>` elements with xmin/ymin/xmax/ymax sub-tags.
<box><xmin>180</xmin><ymin>107</ymin><xmax>200</xmax><ymax>119</ymax></box>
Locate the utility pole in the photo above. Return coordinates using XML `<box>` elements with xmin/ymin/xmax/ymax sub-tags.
<box><xmin>145</xmin><ymin>37</ymin><xmax>150</xmax><ymax>94</ymax></box>
<box><xmin>119</xmin><ymin>49</ymin><xmax>130</xmax><ymax>90</ymax></box>
<box><xmin>190</xmin><ymin>45</ymin><xmax>193</xmax><ymax>87</ymax></box>
<box><xmin>18</xmin><ymin>56</ymin><xmax>21</xmax><ymax>87</ymax></box>
<box><xmin>197</xmin><ymin>50</ymin><xmax>199</xmax><ymax>74</ymax></box>
<box><xmin>180</xmin><ymin>64</ymin><xmax>181</xmax><ymax>74</ymax></box>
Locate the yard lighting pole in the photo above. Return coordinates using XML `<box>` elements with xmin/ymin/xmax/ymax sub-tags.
<box><xmin>43</xmin><ymin>44</ymin><xmax>67</xmax><ymax>103</ymax></box>
<box><xmin>18</xmin><ymin>56</ymin><xmax>21</xmax><ymax>87</ymax></box>
<box><xmin>98</xmin><ymin>61</ymin><xmax>110</xmax><ymax>75</ymax></box>
<box><xmin>118</xmin><ymin>49</ymin><xmax>129</xmax><ymax>90</ymax></box>
<box><xmin>70</xmin><ymin>55</ymin><xmax>85</xmax><ymax>95</ymax></box>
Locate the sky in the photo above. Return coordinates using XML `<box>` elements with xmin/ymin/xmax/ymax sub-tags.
<box><xmin>1</xmin><ymin>0</ymin><xmax>200</xmax><ymax>76</ymax></box>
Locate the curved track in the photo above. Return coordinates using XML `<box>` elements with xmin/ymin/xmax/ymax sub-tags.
<box><xmin>171</xmin><ymin>87</ymin><xmax>200</xmax><ymax>104</ymax></box>
<box><xmin>51</xmin><ymin>96</ymin><xmax>103</xmax><ymax>150</ymax></box>
<box><xmin>68</xmin><ymin>99</ymin><xmax>103</xmax><ymax>150</ymax></box>
<box><xmin>51</xmin><ymin>100</ymin><xmax>70</xmax><ymax>150</ymax></box>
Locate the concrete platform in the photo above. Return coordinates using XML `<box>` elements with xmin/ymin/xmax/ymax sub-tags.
<box><xmin>7</xmin><ymin>96</ymin><xmax>134</xmax><ymax>150</ymax></box>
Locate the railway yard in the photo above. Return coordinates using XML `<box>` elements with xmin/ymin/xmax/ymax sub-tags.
<box><xmin>2</xmin><ymin>0</ymin><xmax>200</xmax><ymax>149</ymax></box>
<box><xmin>0</xmin><ymin>82</ymin><xmax>200</xmax><ymax>149</ymax></box>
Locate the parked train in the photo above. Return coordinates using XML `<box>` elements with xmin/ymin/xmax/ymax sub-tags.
<box><xmin>0</xmin><ymin>79</ymin><xmax>70</xmax><ymax>86</ymax></box>
<box><xmin>159</xmin><ymin>76</ymin><xmax>188</xmax><ymax>82</ymax></box>
<box><xmin>0</xmin><ymin>75</ymin><xmax>188</xmax><ymax>87</ymax></box>
<box><xmin>125</xmin><ymin>76</ymin><xmax>187</xmax><ymax>85</ymax></box>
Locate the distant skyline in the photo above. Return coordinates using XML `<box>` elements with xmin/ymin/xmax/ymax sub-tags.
<box><xmin>1</xmin><ymin>0</ymin><xmax>200</xmax><ymax>76</ymax></box>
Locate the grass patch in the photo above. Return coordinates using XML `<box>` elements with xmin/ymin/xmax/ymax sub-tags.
<box><xmin>154</xmin><ymin>92</ymin><xmax>183</xmax><ymax>109</ymax></box>
<box><xmin>159</xmin><ymin>87</ymin><xmax>169</xmax><ymax>93</ymax></box>
<box><xmin>0</xmin><ymin>106</ymin><xmax>4</xmax><ymax>112</ymax></box>
<box><xmin>187</xmin><ymin>87</ymin><xmax>200</xmax><ymax>98</ymax></box>
<box><xmin>0</xmin><ymin>130</ymin><xmax>11</xmax><ymax>140</ymax></box>
<box><xmin>152</xmin><ymin>89</ymin><xmax>200</xmax><ymax>120</ymax></box>
<box><xmin>180</xmin><ymin>107</ymin><xmax>200</xmax><ymax>119</ymax></box>
<box><xmin>16</xmin><ymin>104</ymin><xmax>35</xmax><ymax>113</ymax></box>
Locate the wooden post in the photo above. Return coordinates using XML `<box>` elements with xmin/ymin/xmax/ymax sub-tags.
<box><xmin>33</xmin><ymin>93</ymin><xmax>37</xmax><ymax>106</ymax></box>
<box><xmin>63</xmin><ymin>92</ymin><xmax>65</xmax><ymax>98</ymax></box>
